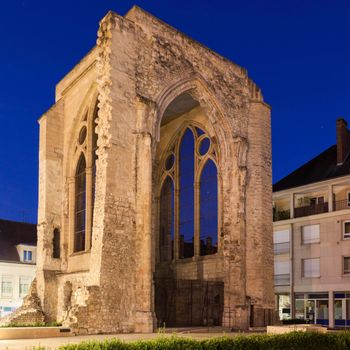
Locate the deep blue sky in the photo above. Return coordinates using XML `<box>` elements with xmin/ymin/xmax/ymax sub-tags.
<box><xmin>0</xmin><ymin>0</ymin><xmax>349</xmax><ymax>223</ymax></box>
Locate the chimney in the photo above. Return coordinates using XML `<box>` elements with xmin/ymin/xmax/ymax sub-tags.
<box><xmin>336</xmin><ymin>118</ymin><xmax>350</xmax><ymax>165</ymax></box>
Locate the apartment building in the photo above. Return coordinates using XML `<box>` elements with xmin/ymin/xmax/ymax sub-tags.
<box><xmin>273</xmin><ymin>118</ymin><xmax>350</xmax><ymax>328</ymax></box>
<box><xmin>0</xmin><ymin>219</ymin><xmax>37</xmax><ymax>318</ymax></box>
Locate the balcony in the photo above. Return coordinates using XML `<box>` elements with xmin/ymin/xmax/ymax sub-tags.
<box><xmin>274</xmin><ymin>273</ymin><xmax>290</xmax><ymax>286</ymax></box>
<box><xmin>273</xmin><ymin>209</ymin><xmax>291</xmax><ymax>222</ymax></box>
<box><xmin>273</xmin><ymin>186</ymin><xmax>350</xmax><ymax>222</ymax></box>
<box><xmin>294</xmin><ymin>202</ymin><xmax>329</xmax><ymax>218</ymax></box>
<box><xmin>334</xmin><ymin>199</ymin><xmax>350</xmax><ymax>211</ymax></box>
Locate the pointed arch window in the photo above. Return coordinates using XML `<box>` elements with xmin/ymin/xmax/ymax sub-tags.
<box><xmin>200</xmin><ymin>159</ymin><xmax>218</xmax><ymax>255</ymax></box>
<box><xmin>74</xmin><ymin>155</ymin><xmax>86</xmax><ymax>252</ymax></box>
<box><xmin>179</xmin><ymin>129</ymin><xmax>195</xmax><ymax>258</ymax></box>
<box><xmin>159</xmin><ymin>124</ymin><xmax>219</xmax><ymax>261</ymax></box>
<box><xmin>159</xmin><ymin>176</ymin><xmax>175</xmax><ymax>262</ymax></box>
<box><xmin>71</xmin><ymin>100</ymin><xmax>98</xmax><ymax>253</ymax></box>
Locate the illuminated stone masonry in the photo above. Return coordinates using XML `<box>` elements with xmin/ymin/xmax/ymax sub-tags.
<box><xmin>1</xmin><ymin>6</ymin><xmax>274</xmax><ymax>333</ymax></box>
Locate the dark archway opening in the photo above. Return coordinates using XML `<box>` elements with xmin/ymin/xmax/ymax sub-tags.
<box><xmin>155</xmin><ymin>92</ymin><xmax>223</xmax><ymax>328</ymax></box>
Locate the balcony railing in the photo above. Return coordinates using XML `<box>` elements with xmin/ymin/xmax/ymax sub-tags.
<box><xmin>273</xmin><ymin>209</ymin><xmax>291</xmax><ymax>222</ymax></box>
<box><xmin>294</xmin><ymin>202</ymin><xmax>328</xmax><ymax>218</ymax></box>
<box><xmin>274</xmin><ymin>242</ymin><xmax>290</xmax><ymax>255</ymax></box>
<box><xmin>273</xmin><ymin>198</ymin><xmax>350</xmax><ymax>222</ymax></box>
<box><xmin>274</xmin><ymin>273</ymin><xmax>290</xmax><ymax>286</ymax></box>
<box><xmin>334</xmin><ymin>199</ymin><xmax>350</xmax><ymax>211</ymax></box>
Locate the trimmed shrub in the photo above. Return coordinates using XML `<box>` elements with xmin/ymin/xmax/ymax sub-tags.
<box><xmin>35</xmin><ymin>332</ymin><xmax>350</xmax><ymax>350</ymax></box>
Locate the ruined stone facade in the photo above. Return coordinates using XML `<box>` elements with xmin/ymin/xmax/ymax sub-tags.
<box><xmin>17</xmin><ymin>7</ymin><xmax>274</xmax><ymax>333</ymax></box>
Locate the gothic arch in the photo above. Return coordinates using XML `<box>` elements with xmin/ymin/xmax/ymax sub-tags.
<box><xmin>154</xmin><ymin>75</ymin><xmax>234</xmax><ymax>166</ymax></box>
<box><xmin>66</xmin><ymin>84</ymin><xmax>99</xmax><ymax>178</ymax></box>
<box><xmin>66</xmin><ymin>85</ymin><xmax>99</xmax><ymax>254</ymax></box>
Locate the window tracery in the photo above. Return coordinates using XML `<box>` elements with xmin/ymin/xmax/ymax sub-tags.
<box><xmin>159</xmin><ymin>123</ymin><xmax>219</xmax><ymax>261</ymax></box>
<box><xmin>71</xmin><ymin>102</ymin><xmax>98</xmax><ymax>253</ymax></box>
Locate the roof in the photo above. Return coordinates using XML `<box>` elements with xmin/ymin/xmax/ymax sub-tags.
<box><xmin>273</xmin><ymin>144</ymin><xmax>350</xmax><ymax>192</ymax></box>
<box><xmin>0</xmin><ymin>219</ymin><xmax>37</xmax><ymax>262</ymax></box>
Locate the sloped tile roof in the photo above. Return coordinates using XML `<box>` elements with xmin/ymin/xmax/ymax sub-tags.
<box><xmin>273</xmin><ymin>145</ymin><xmax>350</xmax><ymax>192</ymax></box>
<box><xmin>0</xmin><ymin>219</ymin><xmax>37</xmax><ymax>262</ymax></box>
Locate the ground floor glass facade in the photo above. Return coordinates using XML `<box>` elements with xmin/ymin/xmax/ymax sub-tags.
<box><xmin>276</xmin><ymin>292</ymin><xmax>350</xmax><ymax>327</ymax></box>
<box><xmin>295</xmin><ymin>293</ymin><xmax>329</xmax><ymax>325</ymax></box>
<box><xmin>276</xmin><ymin>294</ymin><xmax>291</xmax><ymax>320</ymax></box>
<box><xmin>334</xmin><ymin>293</ymin><xmax>350</xmax><ymax>327</ymax></box>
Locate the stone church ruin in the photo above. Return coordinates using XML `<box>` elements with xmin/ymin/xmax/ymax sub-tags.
<box><xmin>2</xmin><ymin>6</ymin><xmax>274</xmax><ymax>333</ymax></box>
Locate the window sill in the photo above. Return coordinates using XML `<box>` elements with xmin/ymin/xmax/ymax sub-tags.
<box><xmin>70</xmin><ymin>249</ymin><xmax>91</xmax><ymax>257</ymax></box>
<box><xmin>20</xmin><ymin>261</ymin><xmax>36</xmax><ymax>265</ymax></box>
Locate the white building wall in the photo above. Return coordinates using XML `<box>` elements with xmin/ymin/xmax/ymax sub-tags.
<box><xmin>0</xmin><ymin>261</ymin><xmax>36</xmax><ymax>318</ymax></box>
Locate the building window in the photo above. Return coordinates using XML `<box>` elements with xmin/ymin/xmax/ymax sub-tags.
<box><xmin>159</xmin><ymin>124</ymin><xmax>219</xmax><ymax>261</ymax></box>
<box><xmin>344</xmin><ymin>257</ymin><xmax>350</xmax><ymax>275</ymax></box>
<box><xmin>23</xmin><ymin>250</ymin><xmax>33</xmax><ymax>262</ymax></box>
<box><xmin>1</xmin><ymin>277</ymin><xmax>13</xmax><ymax>297</ymax></box>
<box><xmin>344</xmin><ymin>221</ymin><xmax>350</xmax><ymax>239</ymax></box>
<box><xmin>274</xmin><ymin>259</ymin><xmax>290</xmax><ymax>286</ymax></box>
<box><xmin>71</xmin><ymin>101</ymin><xmax>98</xmax><ymax>253</ymax></box>
<box><xmin>159</xmin><ymin>176</ymin><xmax>174</xmax><ymax>262</ymax></box>
<box><xmin>273</xmin><ymin>229</ymin><xmax>290</xmax><ymax>255</ymax></box>
<box><xmin>53</xmin><ymin>228</ymin><xmax>60</xmax><ymax>259</ymax></box>
<box><xmin>276</xmin><ymin>294</ymin><xmax>291</xmax><ymax>320</ymax></box>
<box><xmin>303</xmin><ymin>258</ymin><xmax>320</xmax><ymax>278</ymax></box>
<box><xmin>74</xmin><ymin>154</ymin><xmax>86</xmax><ymax>252</ymax></box>
<box><xmin>200</xmin><ymin>159</ymin><xmax>218</xmax><ymax>256</ymax></box>
<box><xmin>19</xmin><ymin>277</ymin><xmax>31</xmax><ymax>297</ymax></box>
<box><xmin>302</xmin><ymin>224</ymin><xmax>320</xmax><ymax>244</ymax></box>
<box><xmin>179</xmin><ymin>128</ymin><xmax>195</xmax><ymax>258</ymax></box>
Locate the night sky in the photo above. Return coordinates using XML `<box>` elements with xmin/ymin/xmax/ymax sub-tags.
<box><xmin>0</xmin><ymin>0</ymin><xmax>349</xmax><ymax>223</ymax></box>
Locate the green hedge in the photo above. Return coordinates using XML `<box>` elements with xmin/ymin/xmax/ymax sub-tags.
<box><xmin>34</xmin><ymin>332</ymin><xmax>350</xmax><ymax>350</ymax></box>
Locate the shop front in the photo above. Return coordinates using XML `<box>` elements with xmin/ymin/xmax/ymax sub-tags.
<box><xmin>334</xmin><ymin>293</ymin><xmax>350</xmax><ymax>327</ymax></box>
<box><xmin>295</xmin><ymin>293</ymin><xmax>329</xmax><ymax>326</ymax></box>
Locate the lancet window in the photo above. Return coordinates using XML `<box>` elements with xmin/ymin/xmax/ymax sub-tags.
<box><xmin>72</xmin><ymin>102</ymin><xmax>98</xmax><ymax>253</ymax></box>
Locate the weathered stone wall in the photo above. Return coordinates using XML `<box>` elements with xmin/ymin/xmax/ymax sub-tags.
<box><xmin>245</xmin><ymin>99</ymin><xmax>274</xmax><ymax>326</ymax></box>
<box><xmin>20</xmin><ymin>5</ymin><xmax>275</xmax><ymax>333</ymax></box>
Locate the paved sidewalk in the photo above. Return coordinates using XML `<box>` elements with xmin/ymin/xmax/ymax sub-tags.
<box><xmin>0</xmin><ymin>331</ymin><xmax>241</xmax><ymax>350</ymax></box>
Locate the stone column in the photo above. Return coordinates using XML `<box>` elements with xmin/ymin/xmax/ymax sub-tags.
<box><xmin>85</xmin><ymin>167</ymin><xmax>93</xmax><ymax>250</ymax></box>
<box><xmin>289</xmin><ymin>224</ymin><xmax>294</xmax><ymax>319</ymax></box>
<box><xmin>134</xmin><ymin>97</ymin><xmax>156</xmax><ymax>332</ymax></box>
<box><xmin>245</xmin><ymin>99</ymin><xmax>274</xmax><ymax>327</ymax></box>
<box><xmin>135</xmin><ymin>132</ymin><xmax>155</xmax><ymax>332</ymax></box>
<box><xmin>328</xmin><ymin>291</ymin><xmax>334</xmax><ymax>328</ymax></box>
<box><xmin>68</xmin><ymin>177</ymin><xmax>75</xmax><ymax>254</ymax></box>
<box><xmin>328</xmin><ymin>185</ymin><xmax>334</xmax><ymax>212</ymax></box>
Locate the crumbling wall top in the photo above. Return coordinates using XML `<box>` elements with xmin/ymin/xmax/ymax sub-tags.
<box><xmin>55</xmin><ymin>46</ymin><xmax>100</xmax><ymax>102</ymax></box>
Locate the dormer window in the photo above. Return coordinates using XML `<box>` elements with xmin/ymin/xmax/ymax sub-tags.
<box><xmin>23</xmin><ymin>250</ymin><xmax>33</xmax><ymax>262</ymax></box>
